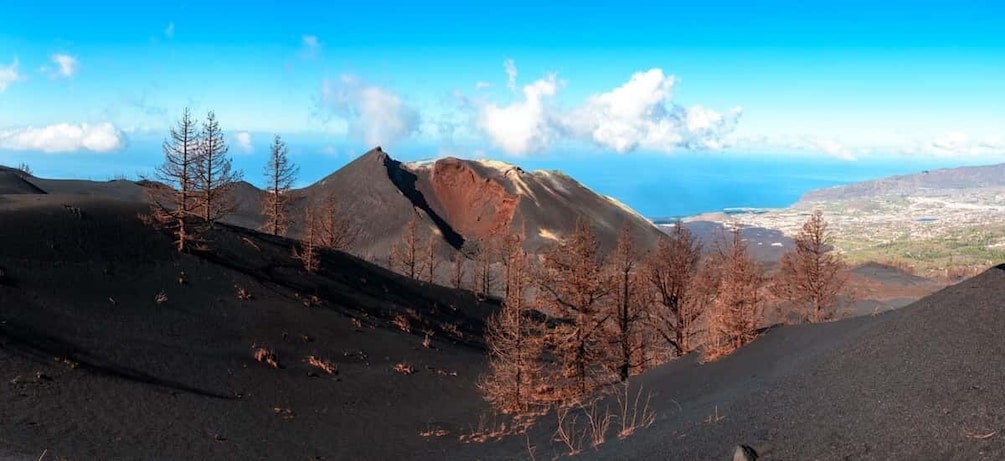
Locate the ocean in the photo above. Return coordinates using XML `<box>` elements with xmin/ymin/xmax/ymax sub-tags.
<box><xmin>529</xmin><ymin>152</ymin><xmax>997</xmax><ymax>218</ymax></box>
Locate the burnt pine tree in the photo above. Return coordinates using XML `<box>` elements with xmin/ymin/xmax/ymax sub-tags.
<box><xmin>423</xmin><ymin>234</ymin><xmax>441</xmax><ymax>283</ymax></box>
<box><xmin>392</xmin><ymin>211</ymin><xmax>422</xmax><ymax>279</ymax></box>
<box><xmin>472</xmin><ymin>238</ymin><xmax>497</xmax><ymax>297</ymax></box>
<box><xmin>479</xmin><ymin>231</ymin><xmax>545</xmax><ymax>413</ymax></box>
<box><xmin>773</xmin><ymin>210</ymin><xmax>848</xmax><ymax>323</ymax></box>
<box><xmin>195</xmin><ymin>111</ymin><xmax>242</xmax><ymax>224</ymax></box>
<box><xmin>610</xmin><ymin>221</ymin><xmax>646</xmax><ymax>381</ymax></box>
<box><xmin>315</xmin><ymin>192</ymin><xmax>356</xmax><ymax>251</ymax></box>
<box><xmin>538</xmin><ymin>216</ymin><xmax>613</xmax><ymax>396</ymax></box>
<box><xmin>449</xmin><ymin>252</ymin><xmax>466</xmax><ymax>289</ymax></box>
<box><xmin>261</xmin><ymin>135</ymin><xmax>298</xmax><ymax>236</ymax></box>
<box><xmin>152</xmin><ymin>107</ymin><xmax>203</xmax><ymax>251</ymax></box>
<box><xmin>646</xmin><ymin>219</ymin><xmax>704</xmax><ymax>356</ymax></box>
<box><xmin>703</xmin><ymin>227</ymin><xmax>765</xmax><ymax>362</ymax></box>
<box><xmin>294</xmin><ymin>207</ymin><xmax>320</xmax><ymax>272</ymax></box>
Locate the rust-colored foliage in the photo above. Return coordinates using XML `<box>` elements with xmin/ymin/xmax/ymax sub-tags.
<box><xmin>772</xmin><ymin>210</ymin><xmax>849</xmax><ymax>323</ymax></box>
<box><xmin>645</xmin><ymin>219</ymin><xmax>704</xmax><ymax>357</ymax></box>
<box><xmin>479</xmin><ymin>229</ymin><xmax>547</xmax><ymax>413</ymax></box>
<box><xmin>537</xmin><ymin>216</ymin><xmax>613</xmax><ymax>397</ymax></box>
<box><xmin>703</xmin><ymin>227</ymin><xmax>766</xmax><ymax>362</ymax></box>
<box><xmin>253</xmin><ymin>347</ymin><xmax>279</xmax><ymax>368</ymax></box>
<box><xmin>306</xmin><ymin>355</ymin><xmax>338</xmax><ymax>374</ymax></box>
<box><xmin>609</xmin><ymin>221</ymin><xmax>647</xmax><ymax>381</ymax></box>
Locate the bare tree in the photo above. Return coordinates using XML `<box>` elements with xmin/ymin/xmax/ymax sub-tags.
<box><xmin>450</xmin><ymin>251</ymin><xmax>466</xmax><ymax>289</ymax></box>
<box><xmin>14</xmin><ymin>162</ymin><xmax>31</xmax><ymax>177</ymax></box>
<box><xmin>294</xmin><ymin>207</ymin><xmax>320</xmax><ymax>272</ymax></box>
<box><xmin>472</xmin><ymin>238</ymin><xmax>497</xmax><ymax>297</ymax></box>
<box><xmin>151</xmin><ymin>107</ymin><xmax>202</xmax><ymax>251</ymax></box>
<box><xmin>261</xmin><ymin>135</ymin><xmax>298</xmax><ymax>237</ymax></box>
<box><xmin>315</xmin><ymin>192</ymin><xmax>356</xmax><ymax>251</ymax></box>
<box><xmin>392</xmin><ymin>211</ymin><xmax>422</xmax><ymax>279</ymax></box>
<box><xmin>645</xmin><ymin>219</ymin><xmax>704</xmax><ymax>356</ymax></box>
<box><xmin>609</xmin><ymin>222</ymin><xmax>646</xmax><ymax>381</ymax></box>
<box><xmin>423</xmin><ymin>234</ymin><xmax>441</xmax><ymax>283</ymax></box>
<box><xmin>194</xmin><ymin>111</ymin><xmax>242</xmax><ymax>224</ymax></box>
<box><xmin>538</xmin><ymin>216</ymin><xmax>613</xmax><ymax>396</ymax></box>
<box><xmin>772</xmin><ymin>210</ymin><xmax>849</xmax><ymax>323</ymax></box>
<box><xmin>703</xmin><ymin>227</ymin><xmax>765</xmax><ymax>362</ymax></box>
<box><xmin>479</xmin><ymin>232</ymin><xmax>545</xmax><ymax>413</ymax></box>
<box><xmin>500</xmin><ymin>222</ymin><xmax>534</xmax><ymax>299</ymax></box>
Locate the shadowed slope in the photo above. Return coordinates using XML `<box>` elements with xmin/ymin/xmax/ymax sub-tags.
<box><xmin>449</xmin><ymin>264</ymin><xmax>1005</xmax><ymax>460</ymax></box>
<box><xmin>0</xmin><ymin>195</ymin><xmax>497</xmax><ymax>460</ymax></box>
<box><xmin>0</xmin><ymin>167</ymin><xmax>45</xmax><ymax>195</ymax></box>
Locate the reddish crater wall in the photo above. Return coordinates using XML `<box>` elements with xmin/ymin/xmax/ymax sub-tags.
<box><xmin>428</xmin><ymin>158</ymin><xmax>518</xmax><ymax>240</ymax></box>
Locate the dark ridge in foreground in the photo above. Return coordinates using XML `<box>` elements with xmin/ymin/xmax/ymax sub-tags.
<box><xmin>0</xmin><ymin>195</ymin><xmax>497</xmax><ymax>460</ymax></box>
<box><xmin>456</xmin><ymin>264</ymin><xmax>1005</xmax><ymax>460</ymax></box>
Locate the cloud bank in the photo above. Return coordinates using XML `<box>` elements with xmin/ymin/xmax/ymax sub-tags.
<box><xmin>0</xmin><ymin>123</ymin><xmax>126</xmax><ymax>153</ymax></box>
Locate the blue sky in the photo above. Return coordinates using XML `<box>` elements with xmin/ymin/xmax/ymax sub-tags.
<box><xmin>1</xmin><ymin>1</ymin><xmax>1004</xmax><ymax>214</ymax></box>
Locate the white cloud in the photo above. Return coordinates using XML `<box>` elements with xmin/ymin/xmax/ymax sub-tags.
<box><xmin>320</xmin><ymin>76</ymin><xmax>419</xmax><ymax>148</ymax></box>
<box><xmin>301</xmin><ymin>35</ymin><xmax>321</xmax><ymax>58</ymax></box>
<box><xmin>0</xmin><ymin>122</ymin><xmax>126</xmax><ymax>153</ymax></box>
<box><xmin>233</xmin><ymin>131</ymin><xmax>253</xmax><ymax>153</ymax></box>
<box><xmin>504</xmin><ymin>59</ymin><xmax>518</xmax><ymax>92</ymax></box>
<box><xmin>51</xmin><ymin>54</ymin><xmax>79</xmax><ymax>79</ymax></box>
<box><xmin>165</xmin><ymin>22</ymin><xmax>175</xmax><ymax>39</ymax></box>
<box><xmin>321</xmin><ymin>145</ymin><xmax>337</xmax><ymax>156</ymax></box>
<box><xmin>0</xmin><ymin>57</ymin><xmax>19</xmax><ymax>92</ymax></box>
<box><xmin>475</xmin><ymin>81</ymin><xmax>492</xmax><ymax>89</ymax></box>
<box><xmin>469</xmin><ymin>63</ymin><xmax>742</xmax><ymax>155</ymax></box>
<box><xmin>563</xmin><ymin>69</ymin><xmax>742</xmax><ymax>153</ymax></box>
<box><xmin>477</xmin><ymin>73</ymin><xmax>559</xmax><ymax>155</ymax></box>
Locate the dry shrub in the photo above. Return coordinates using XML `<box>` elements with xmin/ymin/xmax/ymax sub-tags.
<box><xmin>422</xmin><ymin>331</ymin><xmax>434</xmax><ymax>349</ymax></box>
<box><xmin>393</xmin><ymin>363</ymin><xmax>415</xmax><ymax>375</ymax></box>
<box><xmin>253</xmin><ymin>347</ymin><xmax>279</xmax><ymax>368</ymax></box>
<box><xmin>235</xmin><ymin>284</ymin><xmax>253</xmax><ymax>300</ymax></box>
<box><xmin>273</xmin><ymin>407</ymin><xmax>295</xmax><ymax>420</ymax></box>
<box><xmin>392</xmin><ymin>314</ymin><xmax>411</xmax><ymax>333</ymax></box>
<box><xmin>154</xmin><ymin>291</ymin><xmax>168</xmax><ymax>305</ymax></box>
<box><xmin>616</xmin><ymin>383</ymin><xmax>656</xmax><ymax>439</ymax></box>
<box><xmin>298</xmin><ymin>293</ymin><xmax>321</xmax><ymax>308</ymax></box>
<box><xmin>459</xmin><ymin>411</ymin><xmax>538</xmax><ymax>444</ymax></box>
<box><xmin>442</xmin><ymin>322</ymin><xmax>463</xmax><ymax>339</ymax></box>
<box><xmin>419</xmin><ymin>427</ymin><xmax>450</xmax><ymax>438</ymax></box>
<box><xmin>554</xmin><ymin>406</ymin><xmax>586</xmax><ymax>455</ymax></box>
<box><xmin>306</xmin><ymin>355</ymin><xmax>338</xmax><ymax>375</ymax></box>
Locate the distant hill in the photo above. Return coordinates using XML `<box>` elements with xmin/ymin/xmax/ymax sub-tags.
<box><xmin>2</xmin><ymin>147</ymin><xmax>664</xmax><ymax>263</ymax></box>
<box><xmin>799</xmin><ymin>162</ymin><xmax>1005</xmax><ymax>202</ymax></box>
<box><xmin>297</xmin><ymin>147</ymin><xmax>665</xmax><ymax>258</ymax></box>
